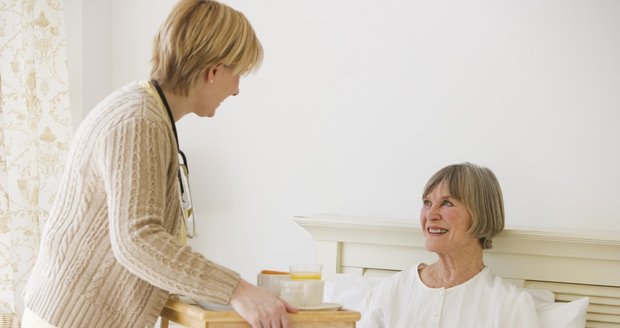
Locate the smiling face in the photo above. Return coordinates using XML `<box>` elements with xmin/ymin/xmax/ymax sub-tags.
<box><xmin>420</xmin><ymin>181</ymin><xmax>481</xmax><ymax>255</ymax></box>
<box><xmin>194</xmin><ymin>64</ymin><xmax>241</xmax><ymax>117</ymax></box>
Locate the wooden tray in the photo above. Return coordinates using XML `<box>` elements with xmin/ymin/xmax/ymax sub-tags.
<box><xmin>160</xmin><ymin>297</ymin><xmax>361</xmax><ymax>328</ymax></box>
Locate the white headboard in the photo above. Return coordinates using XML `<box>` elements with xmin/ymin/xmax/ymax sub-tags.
<box><xmin>295</xmin><ymin>214</ymin><xmax>620</xmax><ymax>328</ymax></box>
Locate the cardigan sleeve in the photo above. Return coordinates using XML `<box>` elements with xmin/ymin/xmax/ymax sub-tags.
<box><xmin>97</xmin><ymin>116</ymin><xmax>240</xmax><ymax>304</ymax></box>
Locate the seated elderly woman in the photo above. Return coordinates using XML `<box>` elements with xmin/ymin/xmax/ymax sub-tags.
<box><xmin>358</xmin><ymin>162</ymin><xmax>540</xmax><ymax>327</ymax></box>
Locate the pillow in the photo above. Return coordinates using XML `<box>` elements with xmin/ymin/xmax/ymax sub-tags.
<box><xmin>524</xmin><ymin>288</ymin><xmax>589</xmax><ymax>328</ymax></box>
<box><xmin>328</xmin><ymin>275</ymin><xmax>588</xmax><ymax>327</ymax></box>
<box><xmin>326</xmin><ymin>274</ymin><xmax>382</xmax><ymax>310</ymax></box>
<box><xmin>536</xmin><ymin>297</ymin><xmax>589</xmax><ymax>328</ymax></box>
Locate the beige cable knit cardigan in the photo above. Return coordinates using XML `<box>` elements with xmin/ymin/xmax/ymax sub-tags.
<box><xmin>23</xmin><ymin>81</ymin><xmax>240</xmax><ymax>328</ymax></box>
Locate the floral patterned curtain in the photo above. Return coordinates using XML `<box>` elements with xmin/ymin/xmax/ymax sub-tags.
<box><xmin>0</xmin><ymin>0</ymin><xmax>72</xmax><ymax>322</ymax></box>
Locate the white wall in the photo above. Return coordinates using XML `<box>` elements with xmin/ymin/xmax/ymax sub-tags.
<box><xmin>64</xmin><ymin>0</ymin><xmax>113</xmax><ymax>127</ymax></box>
<box><xmin>66</xmin><ymin>0</ymin><xmax>620</xmax><ymax>281</ymax></box>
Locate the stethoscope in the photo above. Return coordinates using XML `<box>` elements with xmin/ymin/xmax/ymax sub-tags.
<box><xmin>151</xmin><ymin>79</ymin><xmax>196</xmax><ymax>238</ymax></box>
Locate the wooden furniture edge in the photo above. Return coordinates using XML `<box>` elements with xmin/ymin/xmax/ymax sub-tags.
<box><xmin>162</xmin><ymin>298</ymin><xmax>361</xmax><ymax>325</ymax></box>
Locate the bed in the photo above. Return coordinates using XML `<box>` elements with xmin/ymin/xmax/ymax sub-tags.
<box><xmin>295</xmin><ymin>214</ymin><xmax>620</xmax><ymax>328</ymax></box>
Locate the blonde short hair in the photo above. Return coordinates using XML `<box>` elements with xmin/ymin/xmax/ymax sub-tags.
<box><xmin>422</xmin><ymin>162</ymin><xmax>505</xmax><ymax>249</ymax></box>
<box><xmin>150</xmin><ymin>0</ymin><xmax>263</xmax><ymax>96</ymax></box>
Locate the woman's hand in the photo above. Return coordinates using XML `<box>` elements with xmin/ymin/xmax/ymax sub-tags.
<box><xmin>230</xmin><ymin>279</ymin><xmax>298</xmax><ymax>328</ymax></box>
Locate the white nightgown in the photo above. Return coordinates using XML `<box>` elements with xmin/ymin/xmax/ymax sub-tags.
<box><xmin>358</xmin><ymin>263</ymin><xmax>540</xmax><ymax>328</ymax></box>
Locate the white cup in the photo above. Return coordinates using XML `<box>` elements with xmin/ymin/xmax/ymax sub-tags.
<box><xmin>257</xmin><ymin>273</ymin><xmax>291</xmax><ymax>296</ymax></box>
<box><xmin>279</xmin><ymin>280</ymin><xmax>325</xmax><ymax>307</ymax></box>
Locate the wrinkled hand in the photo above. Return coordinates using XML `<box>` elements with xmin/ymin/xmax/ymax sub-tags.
<box><xmin>230</xmin><ymin>279</ymin><xmax>298</xmax><ymax>328</ymax></box>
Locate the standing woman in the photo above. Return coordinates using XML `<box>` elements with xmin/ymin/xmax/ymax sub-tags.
<box><xmin>22</xmin><ymin>1</ymin><xmax>296</xmax><ymax>327</ymax></box>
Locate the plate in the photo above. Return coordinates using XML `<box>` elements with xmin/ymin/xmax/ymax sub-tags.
<box><xmin>197</xmin><ymin>301</ymin><xmax>234</xmax><ymax>312</ymax></box>
<box><xmin>298</xmin><ymin>302</ymin><xmax>343</xmax><ymax>311</ymax></box>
